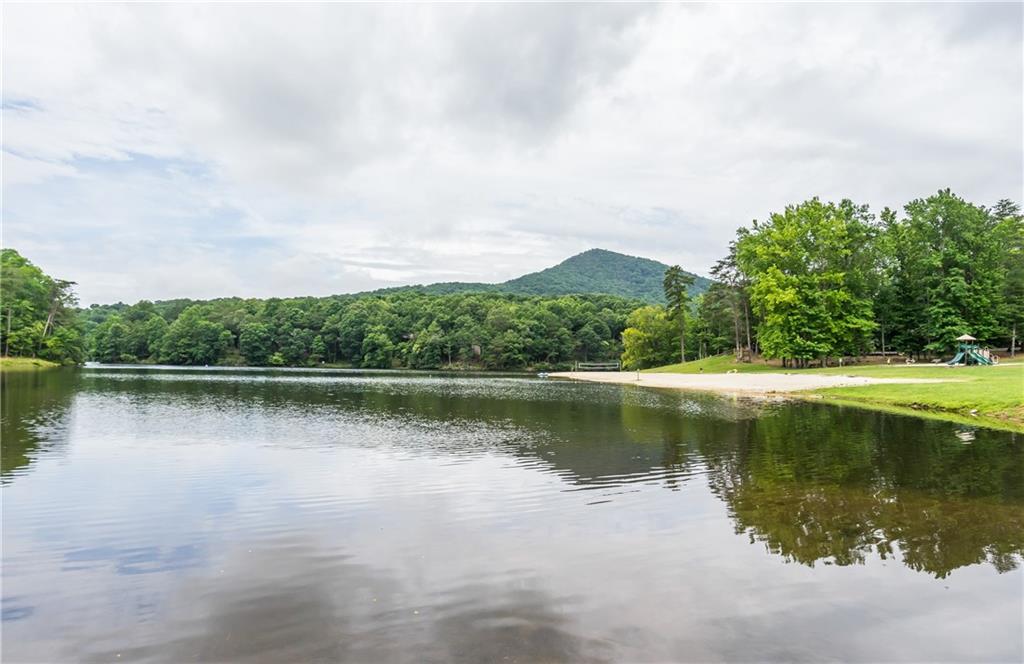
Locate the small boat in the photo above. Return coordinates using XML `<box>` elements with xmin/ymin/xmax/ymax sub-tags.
<box><xmin>536</xmin><ymin>372</ymin><xmax>549</xmax><ymax>378</ymax></box>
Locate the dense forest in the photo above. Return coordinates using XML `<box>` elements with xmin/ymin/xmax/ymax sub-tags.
<box><xmin>2</xmin><ymin>189</ymin><xmax>1020</xmax><ymax>371</ymax></box>
<box><xmin>78</xmin><ymin>291</ymin><xmax>638</xmax><ymax>370</ymax></box>
<box><xmin>3</xmin><ymin>249</ymin><xmax>646</xmax><ymax>370</ymax></box>
<box><xmin>621</xmin><ymin>190</ymin><xmax>1024</xmax><ymax>368</ymax></box>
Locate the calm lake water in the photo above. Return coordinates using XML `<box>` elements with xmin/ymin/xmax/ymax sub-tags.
<box><xmin>2</xmin><ymin>367</ymin><xmax>1022</xmax><ymax>662</ymax></box>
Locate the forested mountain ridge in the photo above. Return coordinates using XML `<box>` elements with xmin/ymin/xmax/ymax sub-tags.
<box><xmin>371</xmin><ymin>249</ymin><xmax>710</xmax><ymax>303</ymax></box>
<box><xmin>503</xmin><ymin>249</ymin><xmax>709</xmax><ymax>301</ymax></box>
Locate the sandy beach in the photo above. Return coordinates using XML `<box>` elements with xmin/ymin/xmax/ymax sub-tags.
<box><xmin>550</xmin><ymin>371</ymin><xmax>952</xmax><ymax>395</ymax></box>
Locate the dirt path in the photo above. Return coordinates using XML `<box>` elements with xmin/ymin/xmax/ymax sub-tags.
<box><xmin>550</xmin><ymin>371</ymin><xmax>951</xmax><ymax>395</ymax></box>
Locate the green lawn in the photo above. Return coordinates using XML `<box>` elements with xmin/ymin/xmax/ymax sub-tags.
<box><xmin>812</xmin><ymin>364</ymin><xmax>1023</xmax><ymax>429</ymax></box>
<box><xmin>645</xmin><ymin>354</ymin><xmax>781</xmax><ymax>374</ymax></box>
<box><xmin>0</xmin><ymin>357</ymin><xmax>60</xmax><ymax>371</ymax></box>
<box><xmin>647</xmin><ymin>354</ymin><xmax>1024</xmax><ymax>430</ymax></box>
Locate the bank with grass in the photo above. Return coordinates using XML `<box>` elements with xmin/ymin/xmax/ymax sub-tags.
<box><xmin>0</xmin><ymin>357</ymin><xmax>61</xmax><ymax>372</ymax></box>
<box><xmin>641</xmin><ymin>356</ymin><xmax>1024</xmax><ymax>431</ymax></box>
<box><xmin>809</xmin><ymin>364</ymin><xmax>1023</xmax><ymax>431</ymax></box>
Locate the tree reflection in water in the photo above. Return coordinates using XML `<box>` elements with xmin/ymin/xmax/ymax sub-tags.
<box><xmin>699</xmin><ymin>407</ymin><xmax>1024</xmax><ymax>578</ymax></box>
<box><xmin>1</xmin><ymin>368</ymin><xmax>77</xmax><ymax>480</ymax></box>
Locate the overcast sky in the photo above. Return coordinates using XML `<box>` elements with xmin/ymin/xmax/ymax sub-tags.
<box><xmin>3</xmin><ymin>3</ymin><xmax>1021</xmax><ymax>305</ymax></box>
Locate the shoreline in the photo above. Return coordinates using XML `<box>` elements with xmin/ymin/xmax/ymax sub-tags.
<box><xmin>0</xmin><ymin>357</ymin><xmax>61</xmax><ymax>372</ymax></box>
<box><xmin>549</xmin><ymin>370</ymin><xmax>950</xmax><ymax>395</ymax></box>
<box><xmin>551</xmin><ymin>369</ymin><xmax>1023</xmax><ymax>433</ymax></box>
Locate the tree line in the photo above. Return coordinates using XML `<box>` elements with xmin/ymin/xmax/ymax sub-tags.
<box><xmin>2</xmin><ymin>248</ymin><xmax>638</xmax><ymax>370</ymax></box>
<box><xmin>80</xmin><ymin>291</ymin><xmax>637</xmax><ymax>370</ymax></box>
<box><xmin>622</xmin><ymin>190</ymin><xmax>1023</xmax><ymax>368</ymax></box>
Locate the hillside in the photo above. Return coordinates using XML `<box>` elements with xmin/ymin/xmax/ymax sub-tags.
<box><xmin>376</xmin><ymin>249</ymin><xmax>710</xmax><ymax>302</ymax></box>
<box><xmin>503</xmin><ymin>249</ymin><xmax>708</xmax><ymax>301</ymax></box>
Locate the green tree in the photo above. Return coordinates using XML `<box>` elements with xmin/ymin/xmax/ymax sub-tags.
<box><xmin>1</xmin><ymin>249</ymin><xmax>84</xmax><ymax>363</ymax></box>
<box><xmin>239</xmin><ymin>322</ymin><xmax>274</xmax><ymax>365</ymax></box>
<box><xmin>736</xmin><ymin>198</ymin><xmax>878</xmax><ymax>366</ymax></box>
<box><xmin>692</xmin><ymin>286</ymin><xmax>737</xmax><ymax>358</ymax></box>
<box><xmin>409</xmin><ymin>320</ymin><xmax>446</xmax><ymax>369</ymax></box>
<box><xmin>140</xmin><ymin>315</ymin><xmax>169</xmax><ymax>358</ymax></box>
<box><xmin>993</xmin><ymin>200</ymin><xmax>1024</xmax><ymax>357</ymax></box>
<box><xmin>158</xmin><ymin>306</ymin><xmax>232</xmax><ymax>365</ymax></box>
<box><xmin>450</xmin><ymin>315</ymin><xmax>484</xmax><ymax>364</ymax></box>
<box><xmin>709</xmin><ymin>241</ymin><xmax>756</xmax><ymax>357</ymax></box>
<box><xmin>621</xmin><ymin>305</ymin><xmax>677</xmax><ymax>369</ymax></box>
<box><xmin>575</xmin><ymin>318</ymin><xmax>608</xmax><ymax>361</ymax></box>
<box><xmin>92</xmin><ymin>316</ymin><xmax>133</xmax><ymax>362</ymax></box>
<box><xmin>310</xmin><ymin>335</ymin><xmax>327</xmax><ymax>363</ymax></box>
<box><xmin>886</xmin><ymin>190</ymin><xmax>1006</xmax><ymax>355</ymax></box>
<box><xmin>39</xmin><ymin>324</ymin><xmax>85</xmax><ymax>364</ymax></box>
<box><xmin>280</xmin><ymin>327</ymin><xmax>313</xmax><ymax>365</ymax></box>
<box><xmin>360</xmin><ymin>325</ymin><xmax>394</xmax><ymax>368</ymax></box>
<box><xmin>487</xmin><ymin>328</ymin><xmax>528</xmax><ymax>369</ymax></box>
<box><xmin>663</xmin><ymin>265</ymin><xmax>695</xmax><ymax>362</ymax></box>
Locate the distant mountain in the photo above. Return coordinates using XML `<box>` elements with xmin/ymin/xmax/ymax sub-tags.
<box><xmin>372</xmin><ymin>248</ymin><xmax>710</xmax><ymax>303</ymax></box>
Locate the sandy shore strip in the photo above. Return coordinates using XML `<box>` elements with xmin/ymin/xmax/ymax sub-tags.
<box><xmin>550</xmin><ymin>371</ymin><xmax>952</xmax><ymax>395</ymax></box>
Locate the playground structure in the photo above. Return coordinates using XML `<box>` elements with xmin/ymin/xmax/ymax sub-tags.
<box><xmin>947</xmin><ymin>334</ymin><xmax>997</xmax><ymax>366</ymax></box>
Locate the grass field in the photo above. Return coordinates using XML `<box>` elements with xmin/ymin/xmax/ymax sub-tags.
<box><xmin>647</xmin><ymin>355</ymin><xmax>1024</xmax><ymax>430</ymax></box>
<box><xmin>813</xmin><ymin>364</ymin><xmax>1023</xmax><ymax>429</ymax></box>
<box><xmin>647</xmin><ymin>355</ymin><xmax>781</xmax><ymax>374</ymax></box>
<box><xmin>0</xmin><ymin>357</ymin><xmax>60</xmax><ymax>371</ymax></box>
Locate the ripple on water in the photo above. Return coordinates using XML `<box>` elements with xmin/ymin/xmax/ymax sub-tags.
<box><xmin>1</xmin><ymin>368</ymin><xmax>1022</xmax><ymax>662</ymax></box>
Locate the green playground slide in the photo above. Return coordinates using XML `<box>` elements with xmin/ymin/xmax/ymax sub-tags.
<box><xmin>949</xmin><ymin>349</ymin><xmax>995</xmax><ymax>365</ymax></box>
<box><xmin>967</xmin><ymin>349</ymin><xmax>995</xmax><ymax>365</ymax></box>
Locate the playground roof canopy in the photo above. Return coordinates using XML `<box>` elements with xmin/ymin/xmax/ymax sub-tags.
<box><xmin>956</xmin><ymin>334</ymin><xmax>977</xmax><ymax>341</ymax></box>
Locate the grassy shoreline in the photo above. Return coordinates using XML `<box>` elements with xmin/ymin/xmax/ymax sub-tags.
<box><xmin>800</xmin><ymin>394</ymin><xmax>1023</xmax><ymax>434</ymax></box>
<box><xmin>646</xmin><ymin>355</ymin><xmax>1024</xmax><ymax>432</ymax></box>
<box><xmin>0</xmin><ymin>357</ymin><xmax>61</xmax><ymax>372</ymax></box>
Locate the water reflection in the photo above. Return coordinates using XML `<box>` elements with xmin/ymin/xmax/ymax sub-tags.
<box><xmin>72</xmin><ymin>536</ymin><xmax>611</xmax><ymax>664</ymax></box>
<box><xmin>1</xmin><ymin>369</ymin><xmax>76</xmax><ymax>479</ymax></box>
<box><xmin>698</xmin><ymin>407</ymin><xmax>1024</xmax><ymax>578</ymax></box>
<box><xmin>5</xmin><ymin>368</ymin><xmax>1022</xmax><ymax>577</ymax></box>
<box><xmin>2</xmin><ymin>367</ymin><xmax>1021</xmax><ymax>661</ymax></box>
<box><xmin>63</xmin><ymin>544</ymin><xmax>205</xmax><ymax>576</ymax></box>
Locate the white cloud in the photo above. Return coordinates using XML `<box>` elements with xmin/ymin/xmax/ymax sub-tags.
<box><xmin>2</xmin><ymin>3</ymin><xmax>1020</xmax><ymax>304</ymax></box>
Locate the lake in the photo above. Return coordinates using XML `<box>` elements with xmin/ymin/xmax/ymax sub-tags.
<box><xmin>2</xmin><ymin>366</ymin><xmax>1022</xmax><ymax>662</ymax></box>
